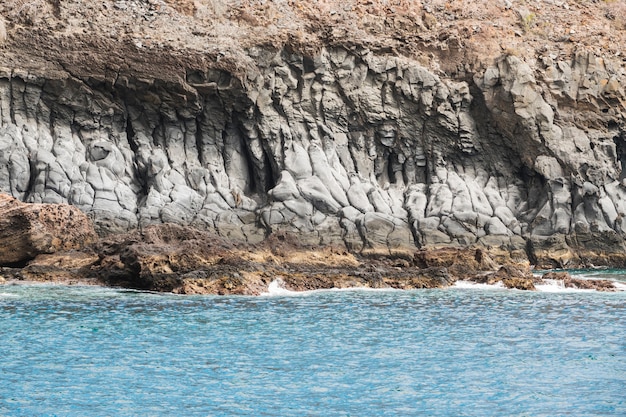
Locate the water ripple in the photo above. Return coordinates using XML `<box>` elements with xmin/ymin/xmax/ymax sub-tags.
<box><xmin>0</xmin><ymin>284</ymin><xmax>624</xmax><ymax>416</ymax></box>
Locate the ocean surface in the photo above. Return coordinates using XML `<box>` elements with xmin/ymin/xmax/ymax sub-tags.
<box><xmin>1</xmin><ymin>273</ymin><xmax>625</xmax><ymax>416</ymax></box>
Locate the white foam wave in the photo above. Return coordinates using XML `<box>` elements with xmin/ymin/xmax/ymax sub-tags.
<box><xmin>0</xmin><ymin>292</ymin><xmax>18</xmax><ymax>298</ymax></box>
<box><xmin>612</xmin><ymin>282</ymin><xmax>626</xmax><ymax>291</ymax></box>
<box><xmin>536</xmin><ymin>278</ymin><xmax>626</xmax><ymax>293</ymax></box>
<box><xmin>534</xmin><ymin>279</ymin><xmax>602</xmax><ymax>293</ymax></box>
<box><xmin>331</xmin><ymin>286</ymin><xmax>400</xmax><ymax>293</ymax></box>
<box><xmin>262</xmin><ymin>278</ymin><xmax>298</xmax><ymax>296</ymax></box>
<box><xmin>453</xmin><ymin>280</ymin><xmax>505</xmax><ymax>290</ymax></box>
<box><xmin>261</xmin><ymin>279</ymin><xmax>401</xmax><ymax>296</ymax></box>
<box><xmin>263</xmin><ymin>277</ymin><xmax>626</xmax><ymax>296</ymax></box>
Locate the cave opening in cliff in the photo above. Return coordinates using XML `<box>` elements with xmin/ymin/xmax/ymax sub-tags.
<box><xmin>518</xmin><ymin>164</ymin><xmax>548</xmax><ymax>211</ymax></box>
<box><xmin>238</xmin><ymin>134</ymin><xmax>276</xmax><ymax>196</ymax></box>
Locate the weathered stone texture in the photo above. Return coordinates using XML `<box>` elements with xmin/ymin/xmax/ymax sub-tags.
<box><xmin>0</xmin><ymin>193</ymin><xmax>97</xmax><ymax>264</ymax></box>
<box><xmin>1</xmin><ymin>47</ymin><xmax>625</xmax><ymax>263</ymax></box>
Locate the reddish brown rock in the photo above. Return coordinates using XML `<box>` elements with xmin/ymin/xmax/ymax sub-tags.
<box><xmin>0</xmin><ymin>194</ymin><xmax>97</xmax><ymax>265</ymax></box>
<box><xmin>87</xmin><ymin>225</ymin><xmax>464</xmax><ymax>294</ymax></box>
<box><xmin>502</xmin><ymin>277</ymin><xmax>536</xmax><ymax>291</ymax></box>
<box><xmin>476</xmin><ymin>265</ymin><xmax>537</xmax><ymax>290</ymax></box>
<box><xmin>98</xmin><ymin>224</ymin><xmax>234</xmax><ymax>291</ymax></box>
<box><xmin>413</xmin><ymin>248</ymin><xmax>500</xmax><ymax>280</ymax></box>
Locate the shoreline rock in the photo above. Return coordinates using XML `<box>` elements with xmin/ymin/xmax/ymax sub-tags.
<box><xmin>0</xmin><ymin>194</ymin><xmax>97</xmax><ymax>265</ymax></box>
<box><xmin>540</xmin><ymin>271</ymin><xmax>619</xmax><ymax>292</ymax></box>
<box><xmin>0</xmin><ymin>219</ymin><xmax>622</xmax><ymax>295</ymax></box>
<box><xmin>1</xmin><ymin>2</ymin><xmax>626</xmax><ymax>294</ymax></box>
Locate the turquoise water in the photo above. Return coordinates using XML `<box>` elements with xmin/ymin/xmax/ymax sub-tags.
<box><xmin>0</xmin><ymin>283</ymin><xmax>624</xmax><ymax>416</ymax></box>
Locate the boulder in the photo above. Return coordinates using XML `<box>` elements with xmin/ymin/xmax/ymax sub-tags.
<box><xmin>0</xmin><ymin>194</ymin><xmax>97</xmax><ymax>265</ymax></box>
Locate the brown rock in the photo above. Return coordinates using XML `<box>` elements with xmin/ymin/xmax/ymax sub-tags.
<box><xmin>0</xmin><ymin>194</ymin><xmax>97</xmax><ymax>265</ymax></box>
<box><xmin>541</xmin><ymin>270</ymin><xmax>617</xmax><ymax>291</ymax></box>
<box><xmin>90</xmin><ymin>224</ymin><xmax>465</xmax><ymax>293</ymax></box>
<box><xmin>18</xmin><ymin>252</ymin><xmax>100</xmax><ymax>283</ymax></box>
<box><xmin>94</xmin><ymin>224</ymin><xmax>237</xmax><ymax>291</ymax></box>
<box><xmin>477</xmin><ymin>264</ymin><xmax>537</xmax><ymax>290</ymax></box>
<box><xmin>566</xmin><ymin>278</ymin><xmax>617</xmax><ymax>292</ymax></box>
<box><xmin>502</xmin><ymin>277</ymin><xmax>536</xmax><ymax>291</ymax></box>
<box><xmin>175</xmin><ymin>271</ymin><xmax>270</xmax><ymax>296</ymax></box>
<box><xmin>541</xmin><ymin>271</ymin><xmax>572</xmax><ymax>281</ymax></box>
<box><xmin>413</xmin><ymin>248</ymin><xmax>499</xmax><ymax>280</ymax></box>
<box><xmin>528</xmin><ymin>235</ymin><xmax>577</xmax><ymax>269</ymax></box>
<box><xmin>384</xmin><ymin>267</ymin><xmax>452</xmax><ymax>289</ymax></box>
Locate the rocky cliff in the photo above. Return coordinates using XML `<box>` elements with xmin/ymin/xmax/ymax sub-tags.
<box><xmin>1</xmin><ymin>0</ymin><xmax>626</xmax><ymax>268</ymax></box>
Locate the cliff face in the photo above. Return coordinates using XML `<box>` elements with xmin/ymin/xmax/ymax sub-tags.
<box><xmin>1</xmin><ymin>0</ymin><xmax>626</xmax><ymax>267</ymax></box>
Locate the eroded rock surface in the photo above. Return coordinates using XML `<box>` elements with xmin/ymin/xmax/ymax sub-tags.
<box><xmin>0</xmin><ymin>219</ymin><xmax>621</xmax><ymax>294</ymax></box>
<box><xmin>0</xmin><ymin>193</ymin><xmax>97</xmax><ymax>265</ymax></box>
<box><xmin>1</xmin><ymin>1</ymin><xmax>626</xmax><ymax>268</ymax></box>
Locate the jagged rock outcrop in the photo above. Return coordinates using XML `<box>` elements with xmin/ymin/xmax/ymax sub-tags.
<box><xmin>84</xmin><ymin>224</ymin><xmax>464</xmax><ymax>295</ymax></box>
<box><xmin>1</xmin><ymin>1</ymin><xmax>626</xmax><ymax>268</ymax></box>
<box><xmin>0</xmin><ymin>193</ymin><xmax>96</xmax><ymax>264</ymax></box>
<box><xmin>2</xmin><ymin>219</ymin><xmax>621</xmax><ymax>293</ymax></box>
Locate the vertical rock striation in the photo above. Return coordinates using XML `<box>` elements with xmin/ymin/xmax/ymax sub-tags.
<box><xmin>1</xmin><ymin>43</ymin><xmax>625</xmax><ymax>267</ymax></box>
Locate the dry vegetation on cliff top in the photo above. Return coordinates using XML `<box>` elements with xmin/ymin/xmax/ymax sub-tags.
<box><xmin>1</xmin><ymin>0</ymin><xmax>625</xmax><ymax>74</ymax></box>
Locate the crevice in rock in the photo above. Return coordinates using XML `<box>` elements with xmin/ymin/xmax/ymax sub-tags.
<box><xmin>405</xmin><ymin>195</ymin><xmax>423</xmax><ymax>249</ymax></box>
<box><xmin>518</xmin><ymin>164</ymin><xmax>548</xmax><ymax>220</ymax></box>
<box><xmin>3</xmin><ymin>258</ymin><xmax>30</xmax><ymax>269</ymax></box>
<box><xmin>419</xmin><ymin>122</ymin><xmax>432</xmax><ymax>187</ymax></box>
<box><xmin>194</xmin><ymin>114</ymin><xmax>204</xmax><ymax>166</ymax></box>
<box><xmin>525</xmin><ymin>238</ymin><xmax>539</xmax><ymax>267</ymax></box>
<box><xmin>234</xmin><ymin>102</ymin><xmax>277</xmax><ymax>195</ymax></box>
<box><xmin>24</xmin><ymin>154</ymin><xmax>38</xmax><ymax>203</ymax></box>
<box><xmin>238</xmin><ymin>129</ymin><xmax>259</xmax><ymax>195</ymax></box>
<box><xmin>125</xmin><ymin>109</ymin><xmax>139</xmax><ymax>155</ymax></box>
<box><xmin>8</xmin><ymin>76</ymin><xmax>16</xmax><ymax>126</ymax></box>
<box><xmin>262</xmin><ymin>149</ymin><xmax>277</xmax><ymax>192</ymax></box>
<box><xmin>154</xmin><ymin>113</ymin><xmax>165</xmax><ymax>148</ymax></box>
<box><xmin>613</xmin><ymin>133</ymin><xmax>626</xmax><ymax>180</ymax></box>
<box><xmin>303</xmin><ymin>57</ymin><xmax>316</xmax><ymax>74</ymax></box>
<box><xmin>124</xmin><ymin>103</ymin><xmax>149</xmax><ymax>210</ymax></box>
<box><xmin>387</xmin><ymin>154</ymin><xmax>396</xmax><ymax>184</ymax></box>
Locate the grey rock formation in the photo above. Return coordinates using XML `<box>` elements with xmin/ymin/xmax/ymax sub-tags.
<box><xmin>1</xmin><ymin>47</ymin><xmax>625</xmax><ymax>265</ymax></box>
